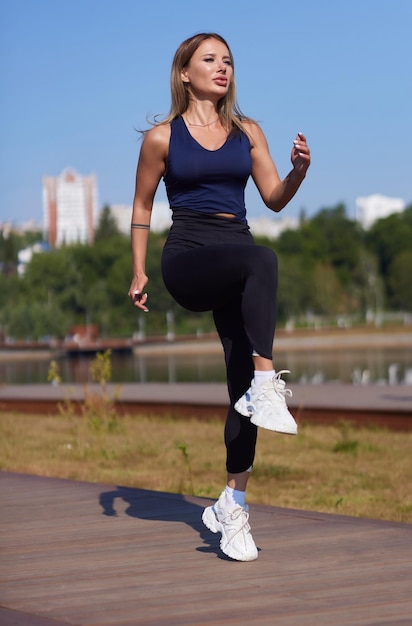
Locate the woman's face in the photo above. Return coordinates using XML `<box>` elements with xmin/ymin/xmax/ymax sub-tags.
<box><xmin>181</xmin><ymin>38</ymin><xmax>233</xmax><ymax>99</ymax></box>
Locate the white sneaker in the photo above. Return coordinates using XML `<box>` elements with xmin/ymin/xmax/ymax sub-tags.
<box><xmin>234</xmin><ymin>370</ymin><xmax>297</xmax><ymax>435</ymax></box>
<box><xmin>202</xmin><ymin>491</ymin><xmax>258</xmax><ymax>562</ymax></box>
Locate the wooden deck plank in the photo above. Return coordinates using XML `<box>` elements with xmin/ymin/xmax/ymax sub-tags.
<box><xmin>1</xmin><ymin>472</ymin><xmax>411</xmax><ymax>626</ymax></box>
<box><xmin>0</xmin><ymin>606</ymin><xmax>70</xmax><ymax>626</ymax></box>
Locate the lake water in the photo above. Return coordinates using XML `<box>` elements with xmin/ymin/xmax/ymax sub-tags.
<box><xmin>1</xmin><ymin>346</ymin><xmax>412</xmax><ymax>385</ymax></box>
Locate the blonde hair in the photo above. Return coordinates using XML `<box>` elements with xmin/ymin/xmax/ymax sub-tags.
<box><xmin>151</xmin><ymin>33</ymin><xmax>250</xmax><ymax>133</ymax></box>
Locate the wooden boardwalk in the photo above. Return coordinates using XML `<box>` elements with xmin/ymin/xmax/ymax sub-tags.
<box><xmin>1</xmin><ymin>472</ymin><xmax>411</xmax><ymax>626</ymax></box>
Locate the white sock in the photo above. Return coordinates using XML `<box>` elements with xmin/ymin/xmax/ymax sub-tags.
<box><xmin>225</xmin><ymin>485</ymin><xmax>246</xmax><ymax>507</ymax></box>
<box><xmin>253</xmin><ymin>369</ymin><xmax>275</xmax><ymax>386</ymax></box>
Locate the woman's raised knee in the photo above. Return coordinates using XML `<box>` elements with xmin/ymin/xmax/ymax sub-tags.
<box><xmin>253</xmin><ymin>246</ymin><xmax>278</xmax><ymax>273</ymax></box>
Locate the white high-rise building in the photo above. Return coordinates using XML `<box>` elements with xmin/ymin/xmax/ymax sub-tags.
<box><xmin>248</xmin><ymin>215</ymin><xmax>299</xmax><ymax>239</ymax></box>
<box><xmin>42</xmin><ymin>168</ymin><xmax>98</xmax><ymax>246</ymax></box>
<box><xmin>355</xmin><ymin>194</ymin><xmax>405</xmax><ymax>230</ymax></box>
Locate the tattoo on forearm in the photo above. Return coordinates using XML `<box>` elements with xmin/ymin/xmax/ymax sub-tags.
<box><xmin>131</xmin><ymin>223</ymin><xmax>150</xmax><ymax>230</ymax></box>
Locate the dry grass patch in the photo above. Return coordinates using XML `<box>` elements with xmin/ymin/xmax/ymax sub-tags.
<box><xmin>1</xmin><ymin>411</ymin><xmax>411</xmax><ymax>523</ymax></box>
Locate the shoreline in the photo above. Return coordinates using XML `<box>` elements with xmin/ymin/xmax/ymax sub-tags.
<box><xmin>135</xmin><ymin>331</ymin><xmax>412</xmax><ymax>356</ymax></box>
<box><xmin>1</xmin><ymin>327</ymin><xmax>412</xmax><ymax>360</ymax></box>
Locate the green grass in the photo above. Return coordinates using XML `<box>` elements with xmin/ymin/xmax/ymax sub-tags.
<box><xmin>1</xmin><ymin>410</ymin><xmax>411</xmax><ymax>523</ymax></box>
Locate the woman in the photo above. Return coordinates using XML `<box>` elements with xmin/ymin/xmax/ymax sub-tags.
<box><xmin>128</xmin><ymin>33</ymin><xmax>310</xmax><ymax>561</ymax></box>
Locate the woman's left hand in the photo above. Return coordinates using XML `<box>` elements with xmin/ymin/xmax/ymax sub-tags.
<box><xmin>291</xmin><ymin>132</ymin><xmax>311</xmax><ymax>177</ymax></box>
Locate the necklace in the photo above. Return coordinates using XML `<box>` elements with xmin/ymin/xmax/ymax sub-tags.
<box><xmin>185</xmin><ymin>117</ymin><xmax>219</xmax><ymax>128</ymax></box>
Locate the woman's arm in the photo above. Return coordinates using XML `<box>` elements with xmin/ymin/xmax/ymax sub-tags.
<box><xmin>128</xmin><ymin>125</ymin><xmax>169</xmax><ymax>311</ymax></box>
<box><xmin>247</xmin><ymin>122</ymin><xmax>311</xmax><ymax>213</ymax></box>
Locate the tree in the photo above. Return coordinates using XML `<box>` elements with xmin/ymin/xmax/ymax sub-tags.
<box><xmin>1</xmin><ymin>300</ymin><xmax>70</xmax><ymax>339</ymax></box>
<box><xmin>275</xmin><ymin>229</ymin><xmax>306</xmax><ymax>257</ymax></box>
<box><xmin>366</xmin><ymin>212</ymin><xmax>412</xmax><ymax>276</ymax></box>
<box><xmin>94</xmin><ymin>205</ymin><xmax>122</xmax><ymax>242</ymax></box>
<box><xmin>387</xmin><ymin>251</ymin><xmax>412</xmax><ymax>311</ymax></box>
<box><xmin>0</xmin><ymin>274</ymin><xmax>23</xmax><ymax>338</ymax></box>
<box><xmin>277</xmin><ymin>254</ymin><xmax>314</xmax><ymax>322</ymax></box>
<box><xmin>0</xmin><ymin>231</ymin><xmax>19</xmax><ymax>276</ymax></box>
<box><xmin>351</xmin><ymin>250</ymin><xmax>384</xmax><ymax>322</ymax></box>
<box><xmin>305</xmin><ymin>204</ymin><xmax>363</xmax><ymax>283</ymax></box>
<box><xmin>23</xmin><ymin>248</ymin><xmax>80</xmax><ymax>302</ymax></box>
<box><xmin>311</xmin><ymin>263</ymin><xmax>346</xmax><ymax>316</ymax></box>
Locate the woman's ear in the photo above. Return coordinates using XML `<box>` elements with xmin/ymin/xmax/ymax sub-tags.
<box><xmin>181</xmin><ymin>68</ymin><xmax>190</xmax><ymax>83</ymax></box>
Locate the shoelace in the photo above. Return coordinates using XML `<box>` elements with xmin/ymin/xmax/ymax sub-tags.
<box><xmin>272</xmin><ymin>370</ymin><xmax>293</xmax><ymax>399</ymax></box>
<box><xmin>221</xmin><ymin>506</ymin><xmax>251</xmax><ymax>538</ymax></box>
<box><xmin>230</xmin><ymin>509</ymin><xmax>252</xmax><ymax>549</ymax></box>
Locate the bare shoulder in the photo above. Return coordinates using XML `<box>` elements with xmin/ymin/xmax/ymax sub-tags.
<box><xmin>241</xmin><ymin>119</ymin><xmax>268</xmax><ymax>149</ymax></box>
<box><xmin>142</xmin><ymin>123</ymin><xmax>171</xmax><ymax>156</ymax></box>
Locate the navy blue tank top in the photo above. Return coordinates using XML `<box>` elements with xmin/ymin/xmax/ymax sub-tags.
<box><xmin>164</xmin><ymin>116</ymin><xmax>252</xmax><ymax>223</ymax></box>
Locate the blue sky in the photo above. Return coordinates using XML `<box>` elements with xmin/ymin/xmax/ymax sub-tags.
<box><xmin>1</xmin><ymin>0</ymin><xmax>411</xmax><ymax>226</ymax></box>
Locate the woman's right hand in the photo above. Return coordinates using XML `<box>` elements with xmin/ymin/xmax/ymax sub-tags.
<box><xmin>128</xmin><ymin>275</ymin><xmax>149</xmax><ymax>312</ymax></box>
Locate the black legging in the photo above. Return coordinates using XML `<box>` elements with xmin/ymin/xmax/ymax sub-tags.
<box><xmin>161</xmin><ymin>209</ymin><xmax>278</xmax><ymax>473</ymax></box>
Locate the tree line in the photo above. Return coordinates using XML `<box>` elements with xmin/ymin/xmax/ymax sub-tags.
<box><xmin>1</xmin><ymin>203</ymin><xmax>411</xmax><ymax>341</ymax></box>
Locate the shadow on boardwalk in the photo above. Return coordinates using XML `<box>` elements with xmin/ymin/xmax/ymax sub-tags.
<box><xmin>1</xmin><ymin>471</ymin><xmax>411</xmax><ymax>626</ymax></box>
<box><xmin>99</xmin><ymin>485</ymin><xmax>230</xmax><ymax>561</ymax></box>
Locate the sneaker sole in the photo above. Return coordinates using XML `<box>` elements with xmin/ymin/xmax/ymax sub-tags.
<box><xmin>202</xmin><ymin>505</ymin><xmax>220</xmax><ymax>534</ymax></box>
<box><xmin>250</xmin><ymin>413</ymin><xmax>298</xmax><ymax>435</ymax></box>
<box><xmin>234</xmin><ymin>397</ymin><xmax>253</xmax><ymax>417</ymax></box>
<box><xmin>202</xmin><ymin>506</ymin><xmax>258</xmax><ymax>562</ymax></box>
